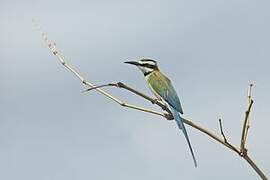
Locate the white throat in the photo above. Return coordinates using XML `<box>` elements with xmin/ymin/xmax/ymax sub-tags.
<box><xmin>138</xmin><ymin>66</ymin><xmax>154</xmax><ymax>76</ymax></box>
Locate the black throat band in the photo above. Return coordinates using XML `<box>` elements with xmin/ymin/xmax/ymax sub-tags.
<box><xmin>144</xmin><ymin>71</ymin><xmax>152</xmax><ymax>76</ymax></box>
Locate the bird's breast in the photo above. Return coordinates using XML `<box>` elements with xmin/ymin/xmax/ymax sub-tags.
<box><xmin>145</xmin><ymin>72</ymin><xmax>163</xmax><ymax>100</ymax></box>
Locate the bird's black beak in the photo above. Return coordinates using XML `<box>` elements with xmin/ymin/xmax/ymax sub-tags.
<box><xmin>124</xmin><ymin>61</ymin><xmax>140</xmax><ymax>66</ymax></box>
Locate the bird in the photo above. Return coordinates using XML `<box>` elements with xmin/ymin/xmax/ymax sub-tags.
<box><xmin>125</xmin><ymin>59</ymin><xmax>197</xmax><ymax>167</ymax></box>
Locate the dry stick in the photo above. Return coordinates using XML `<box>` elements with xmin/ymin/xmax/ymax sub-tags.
<box><xmin>33</xmin><ymin>23</ymin><xmax>166</xmax><ymax>119</ymax></box>
<box><xmin>184</xmin><ymin>117</ymin><xmax>239</xmax><ymax>154</ymax></box>
<box><xmin>35</xmin><ymin>24</ymin><xmax>268</xmax><ymax>180</ymax></box>
<box><xmin>244</xmin><ymin>154</ymin><xmax>267</xmax><ymax>180</ymax></box>
<box><xmin>82</xmin><ymin>83</ymin><xmax>266</xmax><ymax>179</ymax></box>
<box><xmin>50</xmin><ymin>46</ymin><xmax>165</xmax><ymax>118</ymax></box>
<box><xmin>83</xmin><ymin>83</ymin><xmax>172</xmax><ymax>113</ymax></box>
<box><xmin>244</xmin><ymin>84</ymin><xmax>253</xmax><ymax>147</ymax></box>
<box><xmin>181</xmin><ymin>118</ymin><xmax>267</xmax><ymax>180</ymax></box>
<box><xmin>83</xmin><ymin>84</ymin><xmax>245</xmax><ymax>153</ymax></box>
<box><xmin>240</xmin><ymin>99</ymin><xmax>254</xmax><ymax>156</ymax></box>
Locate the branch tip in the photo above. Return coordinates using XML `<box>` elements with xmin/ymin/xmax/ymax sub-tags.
<box><xmin>218</xmin><ymin>118</ymin><xmax>227</xmax><ymax>143</ymax></box>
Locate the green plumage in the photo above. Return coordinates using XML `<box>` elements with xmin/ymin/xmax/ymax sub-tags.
<box><xmin>147</xmin><ymin>71</ymin><xmax>170</xmax><ymax>92</ymax></box>
<box><xmin>147</xmin><ymin>71</ymin><xmax>183</xmax><ymax>114</ymax></box>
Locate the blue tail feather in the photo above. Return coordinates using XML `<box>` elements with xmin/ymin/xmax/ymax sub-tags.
<box><xmin>170</xmin><ymin>105</ymin><xmax>198</xmax><ymax>167</ymax></box>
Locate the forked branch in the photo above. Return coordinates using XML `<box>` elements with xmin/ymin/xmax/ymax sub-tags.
<box><xmin>34</xmin><ymin>22</ymin><xmax>268</xmax><ymax>180</ymax></box>
<box><xmin>83</xmin><ymin>83</ymin><xmax>172</xmax><ymax>113</ymax></box>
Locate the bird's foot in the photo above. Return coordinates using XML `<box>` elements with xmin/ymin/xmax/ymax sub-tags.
<box><xmin>161</xmin><ymin>104</ymin><xmax>169</xmax><ymax>111</ymax></box>
<box><xmin>151</xmin><ymin>98</ymin><xmax>169</xmax><ymax>111</ymax></box>
<box><xmin>151</xmin><ymin>98</ymin><xmax>161</xmax><ymax>104</ymax></box>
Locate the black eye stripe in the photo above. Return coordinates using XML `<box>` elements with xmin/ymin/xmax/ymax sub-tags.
<box><xmin>141</xmin><ymin>64</ymin><xmax>156</xmax><ymax>69</ymax></box>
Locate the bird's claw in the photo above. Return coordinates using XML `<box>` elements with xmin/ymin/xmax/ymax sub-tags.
<box><xmin>151</xmin><ymin>99</ymin><xmax>160</xmax><ymax>104</ymax></box>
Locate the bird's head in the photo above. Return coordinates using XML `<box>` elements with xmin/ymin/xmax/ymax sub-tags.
<box><xmin>124</xmin><ymin>59</ymin><xmax>159</xmax><ymax>76</ymax></box>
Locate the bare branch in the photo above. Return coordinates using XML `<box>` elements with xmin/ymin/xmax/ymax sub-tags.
<box><xmin>244</xmin><ymin>155</ymin><xmax>268</xmax><ymax>180</ymax></box>
<box><xmin>83</xmin><ymin>82</ymin><xmax>171</xmax><ymax>112</ymax></box>
<box><xmin>240</xmin><ymin>84</ymin><xmax>254</xmax><ymax>155</ymax></box>
<box><xmin>248</xmin><ymin>84</ymin><xmax>254</xmax><ymax>104</ymax></box>
<box><xmin>244</xmin><ymin>84</ymin><xmax>253</xmax><ymax>146</ymax></box>
<box><xmin>35</xmin><ymin>22</ymin><xmax>268</xmax><ymax>180</ymax></box>
<box><xmin>183</xmin><ymin>117</ymin><xmax>239</xmax><ymax>154</ymax></box>
<box><xmin>33</xmin><ymin>20</ymin><xmax>171</xmax><ymax>120</ymax></box>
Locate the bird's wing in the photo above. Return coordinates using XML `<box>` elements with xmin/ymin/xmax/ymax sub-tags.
<box><xmin>148</xmin><ymin>72</ymin><xmax>184</xmax><ymax>114</ymax></box>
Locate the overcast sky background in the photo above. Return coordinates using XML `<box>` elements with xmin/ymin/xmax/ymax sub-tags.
<box><xmin>1</xmin><ymin>0</ymin><xmax>270</xmax><ymax>179</ymax></box>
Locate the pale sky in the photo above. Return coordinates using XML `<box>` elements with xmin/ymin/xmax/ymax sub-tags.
<box><xmin>1</xmin><ymin>0</ymin><xmax>269</xmax><ymax>179</ymax></box>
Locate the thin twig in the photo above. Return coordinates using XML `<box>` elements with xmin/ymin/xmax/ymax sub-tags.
<box><xmin>184</xmin><ymin>117</ymin><xmax>239</xmax><ymax>154</ymax></box>
<box><xmin>240</xmin><ymin>85</ymin><xmax>254</xmax><ymax>156</ymax></box>
<box><xmin>82</xmin><ymin>84</ymin><xmax>114</xmax><ymax>93</ymax></box>
<box><xmin>244</xmin><ymin>84</ymin><xmax>253</xmax><ymax>146</ymax></box>
<box><xmin>35</xmin><ymin>22</ymin><xmax>268</xmax><ymax>180</ymax></box>
<box><xmin>240</xmin><ymin>99</ymin><xmax>254</xmax><ymax>155</ymax></box>
<box><xmin>248</xmin><ymin>84</ymin><xmax>253</xmax><ymax>104</ymax></box>
<box><xmin>219</xmin><ymin>118</ymin><xmax>227</xmax><ymax>143</ymax></box>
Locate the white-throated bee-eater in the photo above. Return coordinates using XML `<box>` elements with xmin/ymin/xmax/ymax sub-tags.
<box><xmin>125</xmin><ymin>59</ymin><xmax>197</xmax><ymax>167</ymax></box>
